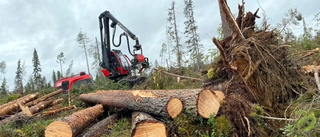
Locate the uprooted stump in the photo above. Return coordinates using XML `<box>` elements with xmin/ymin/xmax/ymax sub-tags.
<box><xmin>203</xmin><ymin>0</ymin><xmax>312</xmax><ymax>136</ymax></box>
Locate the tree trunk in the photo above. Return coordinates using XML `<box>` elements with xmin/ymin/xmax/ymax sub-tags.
<box><xmin>45</xmin><ymin>104</ymin><xmax>104</xmax><ymax>137</ymax></box>
<box><xmin>42</xmin><ymin>105</ymin><xmax>76</xmax><ymax>116</ymax></box>
<box><xmin>25</xmin><ymin>89</ymin><xmax>63</xmax><ymax>107</ymax></box>
<box><xmin>78</xmin><ymin>110</ymin><xmax>125</xmax><ymax>137</ymax></box>
<box><xmin>0</xmin><ymin>92</ymin><xmax>39</xmax><ymax>118</ymax></box>
<box><xmin>131</xmin><ymin>112</ymin><xmax>167</xmax><ymax>137</ymax></box>
<box><xmin>95</xmin><ymin>89</ymin><xmax>222</xmax><ymax>119</ymax></box>
<box><xmin>0</xmin><ymin>98</ymin><xmax>59</xmax><ymax>126</ymax></box>
<box><xmin>80</xmin><ymin>91</ymin><xmax>183</xmax><ymax>118</ymax></box>
<box><xmin>218</xmin><ymin>0</ymin><xmax>244</xmax><ymax>40</ymax></box>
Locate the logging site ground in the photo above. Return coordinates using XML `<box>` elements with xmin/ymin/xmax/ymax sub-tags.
<box><xmin>1</xmin><ymin>0</ymin><xmax>320</xmax><ymax>137</ymax></box>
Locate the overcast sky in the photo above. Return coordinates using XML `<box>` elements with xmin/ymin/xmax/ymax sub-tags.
<box><xmin>0</xmin><ymin>0</ymin><xmax>319</xmax><ymax>91</ymax></box>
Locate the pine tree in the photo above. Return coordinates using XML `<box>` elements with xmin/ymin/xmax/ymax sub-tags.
<box><xmin>1</xmin><ymin>77</ymin><xmax>7</xmax><ymax>95</ymax></box>
<box><xmin>52</xmin><ymin>70</ymin><xmax>57</xmax><ymax>84</ymax></box>
<box><xmin>56</xmin><ymin>52</ymin><xmax>65</xmax><ymax>77</ymax></box>
<box><xmin>65</xmin><ymin>60</ymin><xmax>74</xmax><ymax>77</ymax></box>
<box><xmin>0</xmin><ymin>61</ymin><xmax>5</xmax><ymax>76</ymax></box>
<box><xmin>184</xmin><ymin>0</ymin><xmax>203</xmax><ymax>71</ymax></box>
<box><xmin>76</xmin><ymin>30</ymin><xmax>91</xmax><ymax>75</ymax></box>
<box><xmin>32</xmin><ymin>48</ymin><xmax>42</xmax><ymax>91</ymax></box>
<box><xmin>15</xmin><ymin>59</ymin><xmax>24</xmax><ymax>95</ymax></box>
<box><xmin>167</xmin><ymin>1</ymin><xmax>183</xmax><ymax>68</ymax></box>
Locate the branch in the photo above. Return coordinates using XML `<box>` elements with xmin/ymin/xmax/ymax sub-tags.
<box><xmin>153</xmin><ymin>68</ymin><xmax>203</xmax><ymax>81</ymax></box>
<box><xmin>314</xmin><ymin>67</ymin><xmax>320</xmax><ymax>93</ymax></box>
<box><xmin>259</xmin><ymin>115</ymin><xmax>297</xmax><ymax>121</ymax></box>
<box><xmin>212</xmin><ymin>38</ymin><xmax>237</xmax><ymax>71</ymax></box>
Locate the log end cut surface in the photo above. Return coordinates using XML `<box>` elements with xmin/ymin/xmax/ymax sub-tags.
<box><xmin>133</xmin><ymin>121</ymin><xmax>167</xmax><ymax>137</ymax></box>
<box><xmin>197</xmin><ymin>90</ymin><xmax>220</xmax><ymax>119</ymax></box>
<box><xmin>45</xmin><ymin>121</ymin><xmax>72</xmax><ymax>137</ymax></box>
<box><xmin>167</xmin><ymin>98</ymin><xmax>183</xmax><ymax>118</ymax></box>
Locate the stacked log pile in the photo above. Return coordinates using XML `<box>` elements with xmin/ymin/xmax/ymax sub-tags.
<box><xmin>0</xmin><ymin>89</ymin><xmax>67</xmax><ymax>126</ymax></box>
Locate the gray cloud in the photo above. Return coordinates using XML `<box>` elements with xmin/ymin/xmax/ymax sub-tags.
<box><xmin>0</xmin><ymin>0</ymin><xmax>319</xmax><ymax>90</ymax></box>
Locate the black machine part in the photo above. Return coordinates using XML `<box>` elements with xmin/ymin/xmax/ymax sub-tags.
<box><xmin>99</xmin><ymin>10</ymin><xmax>149</xmax><ymax>80</ymax></box>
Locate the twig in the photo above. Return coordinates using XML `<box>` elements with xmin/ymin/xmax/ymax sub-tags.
<box><xmin>259</xmin><ymin>115</ymin><xmax>297</xmax><ymax>121</ymax></box>
<box><xmin>244</xmin><ymin>116</ymin><xmax>251</xmax><ymax>137</ymax></box>
<box><xmin>314</xmin><ymin>67</ymin><xmax>320</xmax><ymax>93</ymax></box>
<box><xmin>153</xmin><ymin>68</ymin><xmax>203</xmax><ymax>81</ymax></box>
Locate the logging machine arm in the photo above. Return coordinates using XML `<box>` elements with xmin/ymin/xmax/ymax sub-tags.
<box><xmin>99</xmin><ymin>11</ymin><xmax>149</xmax><ymax>79</ymax></box>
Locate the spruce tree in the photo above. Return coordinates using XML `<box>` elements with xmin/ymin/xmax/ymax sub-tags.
<box><xmin>167</xmin><ymin>1</ymin><xmax>183</xmax><ymax>68</ymax></box>
<box><xmin>15</xmin><ymin>59</ymin><xmax>24</xmax><ymax>95</ymax></box>
<box><xmin>0</xmin><ymin>61</ymin><xmax>5</xmax><ymax>76</ymax></box>
<box><xmin>52</xmin><ymin>70</ymin><xmax>57</xmax><ymax>84</ymax></box>
<box><xmin>65</xmin><ymin>60</ymin><xmax>74</xmax><ymax>77</ymax></box>
<box><xmin>57</xmin><ymin>71</ymin><xmax>61</xmax><ymax>80</ymax></box>
<box><xmin>184</xmin><ymin>0</ymin><xmax>203</xmax><ymax>70</ymax></box>
<box><xmin>32</xmin><ymin>48</ymin><xmax>42</xmax><ymax>91</ymax></box>
<box><xmin>1</xmin><ymin>77</ymin><xmax>7</xmax><ymax>95</ymax></box>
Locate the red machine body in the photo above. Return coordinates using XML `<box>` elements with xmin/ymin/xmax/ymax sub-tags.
<box><xmin>55</xmin><ymin>72</ymin><xmax>93</xmax><ymax>92</ymax></box>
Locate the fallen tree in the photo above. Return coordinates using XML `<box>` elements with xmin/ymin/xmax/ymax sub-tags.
<box><xmin>80</xmin><ymin>91</ymin><xmax>183</xmax><ymax>118</ymax></box>
<box><xmin>45</xmin><ymin>104</ymin><xmax>104</xmax><ymax>137</ymax></box>
<box><xmin>131</xmin><ymin>112</ymin><xmax>167</xmax><ymax>137</ymax></box>
<box><xmin>25</xmin><ymin>89</ymin><xmax>63</xmax><ymax>107</ymax></box>
<box><xmin>95</xmin><ymin>89</ymin><xmax>223</xmax><ymax>119</ymax></box>
<box><xmin>0</xmin><ymin>92</ymin><xmax>39</xmax><ymax>118</ymax></box>
<box><xmin>78</xmin><ymin>110</ymin><xmax>125</xmax><ymax>137</ymax></box>
<box><xmin>42</xmin><ymin>105</ymin><xmax>76</xmax><ymax>116</ymax></box>
<box><xmin>0</xmin><ymin>98</ymin><xmax>63</xmax><ymax>126</ymax></box>
<box><xmin>200</xmin><ymin>0</ymin><xmax>311</xmax><ymax>136</ymax></box>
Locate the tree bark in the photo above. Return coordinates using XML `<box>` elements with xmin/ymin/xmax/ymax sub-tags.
<box><xmin>0</xmin><ymin>92</ymin><xmax>39</xmax><ymax>118</ymax></box>
<box><xmin>78</xmin><ymin>110</ymin><xmax>125</xmax><ymax>137</ymax></box>
<box><xmin>95</xmin><ymin>89</ymin><xmax>223</xmax><ymax>119</ymax></box>
<box><xmin>42</xmin><ymin>105</ymin><xmax>76</xmax><ymax>116</ymax></box>
<box><xmin>131</xmin><ymin>112</ymin><xmax>167</xmax><ymax>137</ymax></box>
<box><xmin>0</xmin><ymin>98</ymin><xmax>59</xmax><ymax>126</ymax></box>
<box><xmin>25</xmin><ymin>89</ymin><xmax>63</xmax><ymax>107</ymax></box>
<box><xmin>45</xmin><ymin>104</ymin><xmax>104</xmax><ymax>137</ymax></box>
<box><xmin>218</xmin><ymin>0</ymin><xmax>244</xmax><ymax>40</ymax></box>
<box><xmin>80</xmin><ymin>91</ymin><xmax>183</xmax><ymax>118</ymax></box>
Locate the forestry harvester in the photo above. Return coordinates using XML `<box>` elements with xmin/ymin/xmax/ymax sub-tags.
<box><xmin>98</xmin><ymin>11</ymin><xmax>149</xmax><ymax>84</ymax></box>
<box><xmin>55</xmin><ymin>71</ymin><xmax>93</xmax><ymax>92</ymax></box>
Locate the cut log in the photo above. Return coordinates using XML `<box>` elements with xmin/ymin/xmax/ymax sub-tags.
<box><xmin>78</xmin><ymin>110</ymin><xmax>125</xmax><ymax>137</ymax></box>
<box><xmin>25</xmin><ymin>89</ymin><xmax>63</xmax><ymax>107</ymax></box>
<box><xmin>0</xmin><ymin>92</ymin><xmax>39</xmax><ymax>118</ymax></box>
<box><xmin>42</xmin><ymin>105</ymin><xmax>76</xmax><ymax>116</ymax></box>
<box><xmin>95</xmin><ymin>89</ymin><xmax>222</xmax><ymax>119</ymax></box>
<box><xmin>45</xmin><ymin>104</ymin><xmax>104</xmax><ymax>137</ymax></box>
<box><xmin>131</xmin><ymin>112</ymin><xmax>167</xmax><ymax>137</ymax></box>
<box><xmin>80</xmin><ymin>91</ymin><xmax>183</xmax><ymax>118</ymax></box>
<box><xmin>0</xmin><ymin>98</ymin><xmax>58</xmax><ymax>126</ymax></box>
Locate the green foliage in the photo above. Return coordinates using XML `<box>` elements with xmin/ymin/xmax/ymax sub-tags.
<box><xmin>101</xmin><ymin>117</ymin><xmax>131</xmax><ymax>137</ymax></box>
<box><xmin>1</xmin><ymin>77</ymin><xmax>7</xmax><ymax>95</ymax></box>
<box><xmin>0</xmin><ymin>94</ymin><xmax>21</xmax><ymax>105</ymax></box>
<box><xmin>14</xmin><ymin>59</ymin><xmax>24</xmax><ymax>95</ymax></box>
<box><xmin>0</xmin><ymin>61</ymin><xmax>6</xmax><ymax>75</ymax></box>
<box><xmin>33</xmin><ymin>48</ymin><xmax>42</xmax><ymax>91</ymax></box>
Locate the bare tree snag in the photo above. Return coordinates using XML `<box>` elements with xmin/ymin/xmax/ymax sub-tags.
<box><xmin>94</xmin><ymin>89</ymin><xmax>223</xmax><ymax>119</ymax></box>
<box><xmin>0</xmin><ymin>92</ymin><xmax>39</xmax><ymax>117</ymax></box>
<box><xmin>78</xmin><ymin>111</ymin><xmax>124</xmax><ymax>137</ymax></box>
<box><xmin>131</xmin><ymin>112</ymin><xmax>167</xmax><ymax>137</ymax></box>
<box><xmin>0</xmin><ymin>99</ymin><xmax>57</xmax><ymax>126</ymax></box>
<box><xmin>45</xmin><ymin>104</ymin><xmax>104</xmax><ymax>137</ymax></box>
<box><xmin>42</xmin><ymin>105</ymin><xmax>76</xmax><ymax>116</ymax></box>
<box><xmin>218</xmin><ymin>0</ymin><xmax>244</xmax><ymax>40</ymax></box>
<box><xmin>25</xmin><ymin>89</ymin><xmax>63</xmax><ymax>107</ymax></box>
<box><xmin>80</xmin><ymin>91</ymin><xmax>183</xmax><ymax>118</ymax></box>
